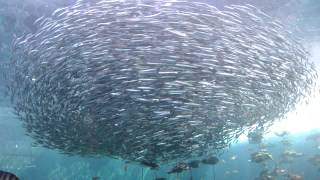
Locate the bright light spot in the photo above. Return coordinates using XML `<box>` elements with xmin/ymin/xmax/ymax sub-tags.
<box><xmin>238</xmin><ymin>42</ymin><xmax>320</xmax><ymax>143</ymax></box>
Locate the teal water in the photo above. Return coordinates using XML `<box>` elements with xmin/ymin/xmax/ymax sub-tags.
<box><xmin>1</xmin><ymin>0</ymin><xmax>320</xmax><ymax>179</ymax></box>
<box><xmin>1</xmin><ymin>104</ymin><xmax>320</xmax><ymax>179</ymax></box>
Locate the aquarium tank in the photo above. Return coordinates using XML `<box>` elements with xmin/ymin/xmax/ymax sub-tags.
<box><xmin>0</xmin><ymin>0</ymin><xmax>319</xmax><ymax>179</ymax></box>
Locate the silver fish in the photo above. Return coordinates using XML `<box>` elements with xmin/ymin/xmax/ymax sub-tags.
<box><xmin>6</xmin><ymin>0</ymin><xmax>317</xmax><ymax>164</ymax></box>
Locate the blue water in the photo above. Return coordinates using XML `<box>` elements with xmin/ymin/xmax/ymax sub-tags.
<box><xmin>1</xmin><ymin>103</ymin><xmax>320</xmax><ymax>180</ymax></box>
<box><xmin>1</xmin><ymin>119</ymin><xmax>320</xmax><ymax>180</ymax></box>
<box><xmin>1</xmin><ymin>0</ymin><xmax>320</xmax><ymax>179</ymax></box>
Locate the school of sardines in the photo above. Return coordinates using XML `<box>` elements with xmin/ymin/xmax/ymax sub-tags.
<box><xmin>6</xmin><ymin>0</ymin><xmax>317</xmax><ymax>164</ymax></box>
